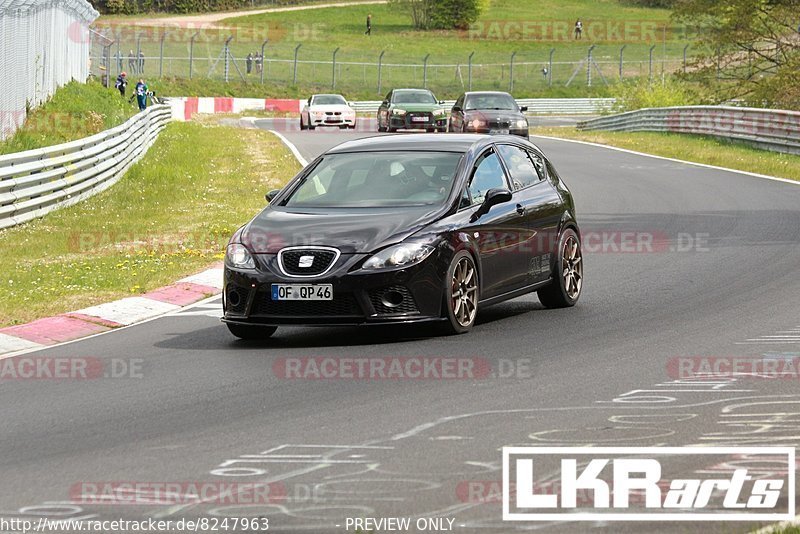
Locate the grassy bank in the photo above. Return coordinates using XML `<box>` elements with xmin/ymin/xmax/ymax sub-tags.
<box><xmin>532</xmin><ymin>127</ymin><xmax>800</xmax><ymax>182</ymax></box>
<box><xmin>0</xmin><ymin>121</ymin><xmax>300</xmax><ymax>326</ymax></box>
<box><xmin>0</xmin><ymin>81</ymin><xmax>137</xmax><ymax>155</ymax></box>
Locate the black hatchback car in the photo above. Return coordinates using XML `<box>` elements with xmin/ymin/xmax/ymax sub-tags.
<box><xmin>223</xmin><ymin>134</ymin><xmax>582</xmax><ymax>339</ymax></box>
<box><xmin>448</xmin><ymin>91</ymin><xmax>529</xmax><ymax>138</ymax></box>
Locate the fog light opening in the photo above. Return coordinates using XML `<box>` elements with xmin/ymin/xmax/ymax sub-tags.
<box><xmin>381</xmin><ymin>290</ymin><xmax>405</xmax><ymax>308</ymax></box>
<box><xmin>227</xmin><ymin>289</ymin><xmax>242</xmax><ymax>308</ymax></box>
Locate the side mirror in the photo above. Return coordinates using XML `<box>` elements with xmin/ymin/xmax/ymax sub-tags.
<box><xmin>382</xmin><ymin>100</ymin><xmax>389</xmax><ymax>105</ymax></box>
<box><xmin>451</xmin><ymin>105</ymin><xmax>461</xmax><ymax>112</ymax></box>
<box><xmin>470</xmin><ymin>188</ymin><xmax>512</xmax><ymax>222</ymax></box>
<box><xmin>265</xmin><ymin>189</ymin><xmax>281</xmax><ymax>202</ymax></box>
<box><xmin>439</xmin><ymin>100</ymin><xmax>446</xmax><ymax>105</ymax></box>
<box><xmin>520</xmin><ymin>105</ymin><xmax>528</xmax><ymax>112</ymax></box>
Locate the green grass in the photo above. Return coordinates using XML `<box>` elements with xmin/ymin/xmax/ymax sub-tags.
<box><xmin>0</xmin><ymin>121</ymin><xmax>300</xmax><ymax>326</ymax></box>
<box><xmin>532</xmin><ymin>127</ymin><xmax>800</xmax><ymax>182</ymax></box>
<box><xmin>0</xmin><ymin>81</ymin><xmax>137</xmax><ymax>155</ymax></box>
<box><xmin>94</xmin><ymin>0</ymin><xmax>691</xmax><ymax>99</ymax></box>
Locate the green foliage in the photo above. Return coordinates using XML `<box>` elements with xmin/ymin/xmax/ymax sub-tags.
<box><xmin>389</xmin><ymin>0</ymin><xmax>483</xmax><ymax>30</ymax></box>
<box><xmin>611</xmin><ymin>77</ymin><xmax>712</xmax><ymax>111</ymax></box>
<box><xmin>0</xmin><ymin>80</ymin><xmax>137</xmax><ymax>155</ymax></box>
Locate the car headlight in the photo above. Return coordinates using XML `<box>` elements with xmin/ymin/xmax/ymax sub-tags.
<box><xmin>392</xmin><ymin>108</ymin><xmax>407</xmax><ymax>115</ymax></box>
<box><xmin>468</xmin><ymin>119</ymin><xmax>485</xmax><ymax>128</ymax></box>
<box><xmin>516</xmin><ymin>119</ymin><xmax>528</xmax><ymax>128</ymax></box>
<box><xmin>226</xmin><ymin>243</ymin><xmax>255</xmax><ymax>269</ymax></box>
<box><xmin>362</xmin><ymin>243</ymin><xmax>435</xmax><ymax>270</ymax></box>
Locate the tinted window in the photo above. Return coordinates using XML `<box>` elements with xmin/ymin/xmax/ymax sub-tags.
<box><xmin>393</xmin><ymin>90</ymin><xmax>437</xmax><ymax>104</ymax></box>
<box><xmin>465</xmin><ymin>93</ymin><xmax>518</xmax><ymax>111</ymax></box>
<box><xmin>285</xmin><ymin>152</ymin><xmax>462</xmax><ymax>208</ymax></box>
<box><xmin>312</xmin><ymin>95</ymin><xmax>347</xmax><ymax>105</ymax></box>
<box><xmin>468</xmin><ymin>151</ymin><xmax>507</xmax><ymax>205</ymax></box>
<box><xmin>497</xmin><ymin>145</ymin><xmax>542</xmax><ymax>189</ymax></box>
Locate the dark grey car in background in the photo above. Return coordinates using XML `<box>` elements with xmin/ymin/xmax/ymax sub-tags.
<box><xmin>448</xmin><ymin>91</ymin><xmax>529</xmax><ymax>139</ymax></box>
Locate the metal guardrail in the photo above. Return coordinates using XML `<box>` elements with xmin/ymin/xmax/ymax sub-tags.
<box><xmin>0</xmin><ymin>105</ymin><xmax>171</xmax><ymax>230</ymax></box>
<box><xmin>578</xmin><ymin>106</ymin><xmax>800</xmax><ymax>155</ymax></box>
<box><xmin>351</xmin><ymin>98</ymin><xmax>616</xmax><ymax>115</ymax></box>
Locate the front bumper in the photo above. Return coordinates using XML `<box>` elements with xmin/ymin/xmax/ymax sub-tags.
<box><xmin>310</xmin><ymin>115</ymin><xmax>356</xmax><ymax>127</ymax></box>
<box><xmin>465</xmin><ymin>126</ymin><xmax>529</xmax><ymax>139</ymax></box>
<box><xmin>222</xmin><ymin>253</ymin><xmax>445</xmax><ymax>326</ymax></box>
<box><xmin>389</xmin><ymin>113</ymin><xmax>447</xmax><ymax>130</ymax></box>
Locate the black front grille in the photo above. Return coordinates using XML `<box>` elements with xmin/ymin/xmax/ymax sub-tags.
<box><xmin>279</xmin><ymin>248</ymin><xmax>337</xmax><ymax>276</ymax></box>
<box><xmin>369</xmin><ymin>286</ymin><xmax>420</xmax><ymax>315</ymax></box>
<box><xmin>488</xmin><ymin>120</ymin><xmax>511</xmax><ymax>128</ymax></box>
<box><xmin>252</xmin><ymin>292</ymin><xmax>362</xmax><ymax>317</ymax></box>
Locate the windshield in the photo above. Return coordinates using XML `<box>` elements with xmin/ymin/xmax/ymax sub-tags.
<box><xmin>393</xmin><ymin>91</ymin><xmax>437</xmax><ymax>104</ymax></box>
<box><xmin>465</xmin><ymin>93</ymin><xmax>518</xmax><ymax>111</ymax></box>
<box><xmin>312</xmin><ymin>95</ymin><xmax>347</xmax><ymax>105</ymax></box>
<box><xmin>284</xmin><ymin>151</ymin><xmax>463</xmax><ymax>208</ymax></box>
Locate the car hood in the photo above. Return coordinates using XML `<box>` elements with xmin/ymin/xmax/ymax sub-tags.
<box><xmin>308</xmin><ymin>104</ymin><xmax>353</xmax><ymax>113</ymax></box>
<box><xmin>466</xmin><ymin>109</ymin><xmax>526</xmax><ymax>121</ymax></box>
<box><xmin>391</xmin><ymin>103</ymin><xmax>444</xmax><ymax>113</ymax></box>
<box><xmin>241</xmin><ymin>206</ymin><xmax>442</xmax><ymax>254</ymax></box>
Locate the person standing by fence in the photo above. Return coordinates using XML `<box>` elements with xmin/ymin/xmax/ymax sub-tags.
<box><xmin>131</xmin><ymin>79</ymin><xmax>148</xmax><ymax>111</ymax></box>
<box><xmin>246</xmin><ymin>53</ymin><xmax>253</xmax><ymax>74</ymax></box>
<box><xmin>128</xmin><ymin>50</ymin><xmax>136</xmax><ymax>74</ymax></box>
<box><xmin>574</xmin><ymin>19</ymin><xmax>582</xmax><ymax>39</ymax></box>
<box><xmin>365</xmin><ymin>13</ymin><xmax>372</xmax><ymax>35</ymax></box>
<box><xmin>138</xmin><ymin>51</ymin><xmax>145</xmax><ymax>73</ymax></box>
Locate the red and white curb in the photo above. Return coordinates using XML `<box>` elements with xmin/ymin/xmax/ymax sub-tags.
<box><xmin>169</xmin><ymin>97</ymin><xmax>304</xmax><ymax>121</ymax></box>
<box><xmin>0</xmin><ymin>266</ymin><xmax>224</xmax><ymax>357</ymax></box>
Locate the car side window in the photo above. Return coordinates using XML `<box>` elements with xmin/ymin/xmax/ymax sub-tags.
<box><xmin>528</xmin><ymin>150</ymin><xmax>547</xmax><ymax>181</ymax></box>
<box><xmin>468</xmin><ymin>151</ymin><xmax>507</xmax><ymax>205</ymax></box>
<box><xmin>496</xmin><ymin>144</ymin><xmax>541</xmax><ymax>190</ymax></box>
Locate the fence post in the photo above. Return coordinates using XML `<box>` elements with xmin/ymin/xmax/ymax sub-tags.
<box><xmin>716</xmin><ymin>47</ymin><xmax>721</xmax><ymax>80</ymax></box>
<box><xmin>136</xmin><ymin>35</ymin><xmax>142</xmax><ymax>75</ymax></box>
<box><xmin>587</xmin><ymin>45</ymin><xmax>595</xmax><ymax>87</ymax></box>
<box><xmin>509</xmin><ymin>51</ymin><xmax>516</xmax><ymax>92</ymax></box>
<box><xmin>619</xmin><ymin>44</ymin><xmax>626</xmax><ymax>79</ymax></box>
<box><xmin>648</xmin><ymin>44</ymin><xmax>656</xmax><ymax>82</ymax></box>
<box><xmin>260</xmin><ymin>39</ymin><xmax>268</xmax><ymax>84</ymax></box>
<box><xmin>159</xmin><ymin>32</ymin><xmax>167</xmax><ymax>78</ymax></box>
<box><xmin>423</xmin><ymin>53</ymin><xmax>430</xmax><ymax>89</ymax></box>
<box><xmin>548</xmin><ymin>48</ymin><xmax>554</xmax><ymax>86</ymax></box>
<box><xmin>293</xmin><ymin>43</ymin><xmax>302</xmax><ymax>85</ymax></box>
<box><xmin>683</xmin><ymin>44</ymin><xmax>689</xmax><ymax>74</ymax></box>
<box><xmin>224</xmin><ymin>36</ymin><xmax>233</xmax><ymax>83</ymax></box>
<box><xmin>332</xmin><ymin>47</ymin><xmax>340</xmax><ymax>89</ymax></box>
<box><xmin>189</xmin><ymin>32</ymin><xmax>198</xmax><ymax>79</ymax></box>
<box><xmin>468</xmin><ymin>51</ymin><xmax>474</xmax><ymax>91</ymax></box>
<box><xmin>377</xmin><ymin>50</ymin><xmax>385</xmax><ymax>94</ymax></box>
<box><xmin>103</xmin><ymin>43</ymin><xmax>112</xmax><ymax>87</ymax></box>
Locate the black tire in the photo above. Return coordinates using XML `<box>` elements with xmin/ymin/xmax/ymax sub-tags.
<box><xmin>538</xmin><ymin>228</ymin><xmax>583</xmax><ymax>308</ymax></box>
<box><xmin>377</xmin><ymin>115</ymin><xmax>386</xmax><ymax>132</ymax></box>
<box><xmin>308</xmin><ymin>125</ymin><xmax>316</xmax><ymax>131</ymax></box>
<box><xmin>387</xmin><ymin>125</ymin><xmax>397</xmax><ymax>133</ymax></box>
<box><xmin>440</xmin><ymin>251</ymin><xmax>479</xmax><ymax>335</ymax></box>
<box><xmin>437</xmin><ymin>127</ymin><xmax>446</xmax><ymax>133</ymax></box>
<box><xmin>226</xmin><ymin>323</ymin><xmax>278</xmax><ymax>340</ymax></box>
<box><xmin>299</xmin><ymin>118</ymin><xmax>306</xmax><ymax>130</ymax></box>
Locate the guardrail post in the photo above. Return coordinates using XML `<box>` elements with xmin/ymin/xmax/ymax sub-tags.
<box><xmin>293</xmin><ymin>43</ymin><xmax>302</xmax><ymax>85</ymax></box>
<box><xmin>189</xmin><ymin>32</ymin><xmax>198</xmax><ymax>79</ymax></box>
<box><xmin>682</xmin><ymin>44</ymin><xmax>689</xmax><ymax>74</ymax></box>
<box><xmin>331</xmin><ymin>47</ymin><xmax>340</xmax><ymax>90</ymax></box>
<box><xmin>159</xmin><ymin>32</ymin><xmax>168</xmax><ymax>78</ymax></box>
<box><xmin>587</xmin><ymin>45</ymin><xmax>595</xmax><ymax>87</ymax></box>
<box><xmin>423</xmin><ymin>53</ymin><xmax>430</xmax><ymax>89</ymax></box>
<box><xmin>619</xmin><ymin>45</ymin><xmax>626</xmax><ymax>79</ymax></box>
<box><xmin>260</xmin><ymin>39</ymin><xmax>268</xmax><ymax>84</ymax></box>
<box><xmin>377</xmin><ymin>50</ymin><xmax>385</xmax><ymax>94</ymax></box>
<box><xmin>509</xmin><ymin>51</ymin><xmax>516</xmax><ymax>92</ymax></box>
<box><xmin>548</xmin><ymin>48</ymin><xmax>554</xmax><ymax>86</ymax></box>
<box><xmin>648</xmin><ymin>45</ymin><xmax>656</xmax><ymax>82</ymax></box>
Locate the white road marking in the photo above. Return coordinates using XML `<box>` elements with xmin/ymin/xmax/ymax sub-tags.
<box><xmin>267</xmin><ymin>129</ymin><xmax>309</xmax><ymax>166</ymax></box>
<box><xmin>531</xmin><ymin>134</ymin><xmax>800</xmax><ymax>186</ymax></box>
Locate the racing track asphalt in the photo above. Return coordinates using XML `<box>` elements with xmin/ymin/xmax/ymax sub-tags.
<box><xmin>0</xmin><ymin>118</ymin><xmax>798</xmax><ymax>533</ymax></box>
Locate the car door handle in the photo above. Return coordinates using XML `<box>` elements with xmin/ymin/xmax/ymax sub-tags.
<box><xmin>516</xmin><ymin>204</ymin><xmax>525</xmax><ymax>215</ymax></box>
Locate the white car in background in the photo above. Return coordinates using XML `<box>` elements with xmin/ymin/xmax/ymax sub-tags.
<box><xmin>300</xmin><ymin>94</ymin><xmax>356</xmax><ymax>130</ymax></box>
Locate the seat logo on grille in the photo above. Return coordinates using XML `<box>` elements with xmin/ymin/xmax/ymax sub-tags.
<box><xmin>298</xmin><ymin>255</ymin><xmax>315</xmax><ymax>268</ymax></box>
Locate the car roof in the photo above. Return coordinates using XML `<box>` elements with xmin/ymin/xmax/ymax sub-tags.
<box><xmin>326</xmin><ymin>134</ymin><xmax>495</xmax><ymax>154</ymax></box>
<box><xmin>464</xmin><ymin>91</ymin><xmax>514</xmax><ymax>97</ymax></box>
<box><xmin>392</xmin><ymin>88</ymin><xmax>434</xmax><ymax>93</ymax></box>
<box><xmin>311</xmin><ymin>94</ymin><xmax>346</xmax><ymax>98</ymax></box>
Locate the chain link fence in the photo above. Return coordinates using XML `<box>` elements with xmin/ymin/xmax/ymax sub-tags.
<box><xmin>89</xmin><ymin>26</ymin><xmax>693</xmax><ymax>97</ymax></box>
<box><xmin>0</xmin><ymin>0</ymin><xmax>98</xmax><ymax>140</ymax></box>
